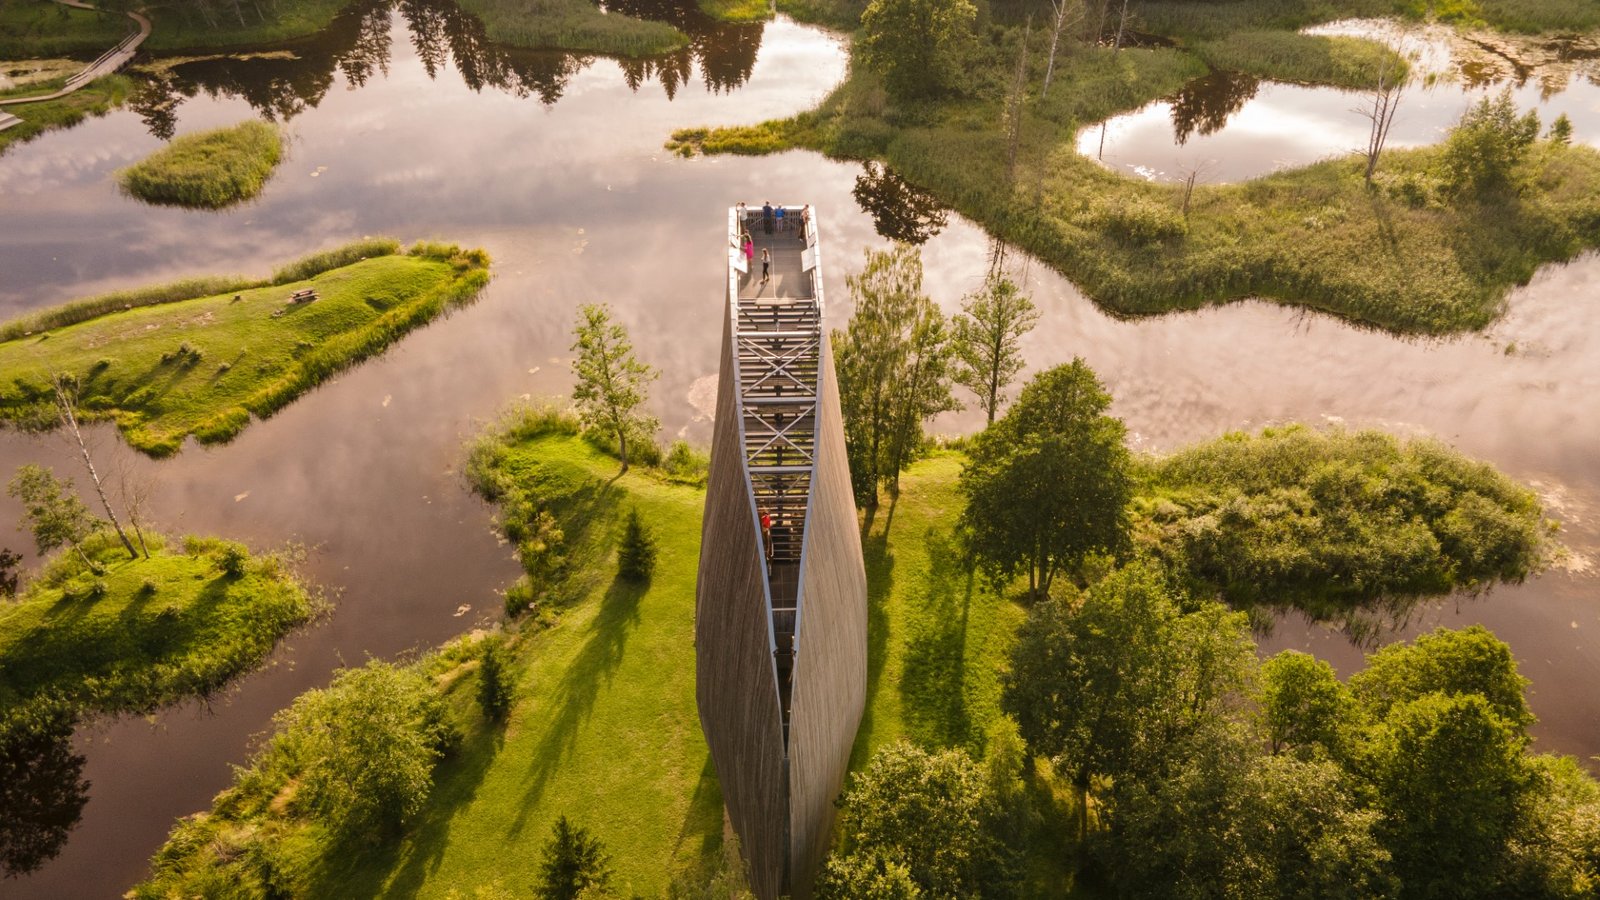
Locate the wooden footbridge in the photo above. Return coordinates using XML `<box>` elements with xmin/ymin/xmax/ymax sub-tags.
<box><xmin>0</xmin><ymin>0</ymin><xmax>151</xmax><ymax>133</ymax></box>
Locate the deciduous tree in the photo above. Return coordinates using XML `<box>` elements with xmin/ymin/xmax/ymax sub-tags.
<box><xmin>952</xmin><ymin>277</ymin><xmax>1038</xmax><ymax>425</ymax></box>
<box><xmin>570</xmin><ymin>304</ymin><xmax>658</xmax><ymax>473</ymax></box>
<box><xmin>958</xmin><ymin>360</ymin><xmax>1130</xmax><ymax>598</ymax></box>
<box><xmin>859</xmin><ymin>0</ymin><xmax>976</xmax><ymax>100</ymax></box>
<box><xmin>7</xmin><ymin>465</ymin><xmax>101</xmax><ymax>570</ymax></box>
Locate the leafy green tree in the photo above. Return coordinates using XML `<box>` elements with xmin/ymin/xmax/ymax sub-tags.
<box><xmin>835</xmin><ymin>245</ymin><xmax>958</xmax><ymax>506</ymax></box>
<box><xmin>570</xmin><ymin>303</ymin><xmax>658</xmax><ymax>473</ymax></box>
<box><xmin>816</xmin><ymin>850</ymin><xmax>923</xmax><ymax>899</ymax></box>
<box><xmin>1259</xmin><ymin>650</ymin><xmax>1355</xmax><ymax>757</ymax></box>
<box><xmin>1500</xmin><ymin>754</ymin><xmax>1600</xmax><ymax>897</ymax></box>
<box><xmin>1003</xmin><ymin>563</ymin><xmax>1255</xmax><ymax>799</ymax></box>
<box><xmin>274</xmin><ymin>660</ymin><xmax>454</xmax><ymax>836</ymax></box>
<box><xmin>617</xmin><ymin>506</ymin><xmax>657</xmax><ymax>581</ymax></box>
<box><xmin>958</xmin><ymin>360</ymin><xmax>1131</xmax><ymax>598</ymax></box>
<box><xmin>1105</xmin><ymin>729</ymin><xmax>1395</xmax><ymax>900</ymax></box>
<box><xmin>952</xmin><ymin>277</ymin><xmax>1038</xmax><ymax>425</ymax></box>
<box><xmin>1359</xmin><ymin>692</ymin><xmax>1533</xmax><ymax>898</ymax></box>
<box><xmin>1349</xmin><ymin>624</ymin><xmax>1533</xmax><ymax>731</ymax></box>
<box><xmin>824</xmin><ymin>741</ymin><xmax>1018</xmax><ymax>898</ymax></box>
<box><xmin>7</xmin><ymin>465</ymin><xmax>101</xmax><ymax>569</ymax></box>
<box><xmin>478</xmin><ymin>636</ymin><xmax>515</xmax><ymax>721</ymax></box>
<box><xmin>859</xmin><ymin>0</ymin><xmax>976</xmax><ymax>100</ymax></box>
<box><xmin>537</xmin><ymin>816</ymin><xmax>612</xmax><ymax>900</ymax></box>
<box><xmin>1439</xmin><ymin>87</ymin><xmax>1541</xmax><ymax>196</ymax></box>
<box><xmin>1548</xmin><ymin>113</ymin><xmax>1574</xmax><ymax>145</ymax></box>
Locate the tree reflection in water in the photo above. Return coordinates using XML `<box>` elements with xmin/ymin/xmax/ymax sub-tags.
<box><xmin>122</xmin><ymin>0</ymin><xmax>766</xmax><ymax>138</ymax></box>
<box><xmin>1168</xmin><ymin>70</ymin><xmax>1260</xmax><ymax>146</ymax></box>
<box><xmin>0</xmin><ymin>705</ymin><xmax>89</xmax><ymax>879</ymax></box>
<box><xmin>851</xmin><ymin>162</ymin><xmax>950</xmax><ymax>245</ymax></box>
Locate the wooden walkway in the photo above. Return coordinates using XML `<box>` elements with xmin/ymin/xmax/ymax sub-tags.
<box><xmin>0</xmin><ymin>0</ymin><xmax>151</xmax><ymax>130</ymax></box>
<box><xmin>737</xmin><ymin>219</ymin><xmax>811</xmax><ymax>302</ymax></box>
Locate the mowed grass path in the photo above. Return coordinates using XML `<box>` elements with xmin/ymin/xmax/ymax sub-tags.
<box><xmin>311</xmin><ymin>442</ymin><xmax>1023</xmax><ymax>896</ymax></box>
<box><xmin>0</xmin><ymin>244</ymin><xmax>489</xmax><ymax>455</ymax></box>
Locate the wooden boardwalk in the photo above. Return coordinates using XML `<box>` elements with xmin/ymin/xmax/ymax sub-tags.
<box><xmin>0</xmin><ymin>0</ymin><xmax>151</xmax><ymax>131</ymax></box>
<box><xmin>737</xmin><ymin>220</ymin><xmax>812</xmax><ymax>302</ymax></box>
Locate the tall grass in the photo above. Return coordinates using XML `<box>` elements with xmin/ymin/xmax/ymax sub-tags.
<box><xmin>1194</xmin><ymin>31</ymin><xmax>1408</xmax><ymax>89</ymax></box>
<box><xmin>0</xmin><ymin>276</ymin><xmax>256</xmax><ymax>342</ymax></box>
<box><xmin>270</xmin><ymin>237</ymin><xmax>402</xmax><ymax>283</ymax></box>
<box><xmin>455</xmin><ymin>0</ymin><xmax>688</xmax><ymax>56</ymax></box>
<box><xmin>117</xmin><ymin>120</ymin><xmax>285</xmax><ymax>209</ymax></box>
<box><xmin>0</xmin><ymin>0</ymin><xmax>131</xmax><ymax>58</ymax></box>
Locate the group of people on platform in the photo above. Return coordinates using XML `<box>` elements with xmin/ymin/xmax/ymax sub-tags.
<box><xmin>736</xmin><ymin>201</ymin><xmax>811</xmax><ymax>288</ymax></box>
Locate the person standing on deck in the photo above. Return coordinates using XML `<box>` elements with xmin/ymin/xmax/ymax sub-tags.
<box><xmin>761</xmin><ymin>248</ymin><xmax>771</xmax><ymax>285</ymax></box>
<box><xmin>743</xmin><ymin>233</ymin><xmax>754</xmax><ymax>274</ymax></box>
<box><xmin>799</xmin><ymin>205</ymin><xmax>811</xmax><ymax>241</ymax></box>
<box><xmin>775</xmin><ymin>205</ymin><xmax>786</xmax><ymax>233</ymax></box>
<box><xmin>762</xmin><ymin>201</ymin><xmax>774</xmax><ymax>234</ymax></box>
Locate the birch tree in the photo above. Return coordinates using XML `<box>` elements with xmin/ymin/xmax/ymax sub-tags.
<box><xmin>953</xmin><ymin>277</ymin><xmax>1039</xmax><ymax>425</ymax></box>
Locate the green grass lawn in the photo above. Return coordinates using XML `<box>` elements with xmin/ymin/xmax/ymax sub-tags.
<box><xmin>0</xmin><ymin>0</ymin><xmax>130</xmax><ymax>59</ymax></box>
<box><xmin>0</xmin><ymin>74</ymin><xmax>132</xmax><ymax>157</ymax></box>
<box><xmin>0</xmin><ymin>533</ymin><xmax>316</xmax><ymax>720</ymax></box>
<box><xmin>0</xmin><ymin>240</ymin><xmax>491</xmax><ymax>456</ymax></box>
<box><xmin>117</xmin><ymin>119</ymin><xmax>284</xmax><ymax>209</ymax></box>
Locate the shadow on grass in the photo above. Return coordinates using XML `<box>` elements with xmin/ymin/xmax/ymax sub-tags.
<box><xmin>669</xmin><ymin>756</ymin><xmax>726</xmax><ymax>875</ymax></box>
<box><xmin>306</xmin><ymin>719</ymin><xmax>506</xmax><ymax>897</ymax></box>
<box><xmin>849</xmin><ymin>497</ymin><xmax>895</xmax><ymax>770</ymax></box>
<box><xmin>898</xmin><ymin>527</ymin><xmax>979</xmax><ymax>752</ymax></box>
<box><xmin>507</xmin><ymin>574</ymin><xmax>648</xmax><ymax>837</ymax></box>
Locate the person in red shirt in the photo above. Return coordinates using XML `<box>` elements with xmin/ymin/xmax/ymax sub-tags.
<box><xmin>760</xmin><ymin>509</ymin><xmax>773</xmax><ymax>561</ymax></box>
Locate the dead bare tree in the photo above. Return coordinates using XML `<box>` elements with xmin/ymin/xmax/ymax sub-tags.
<box><xmin>1040</xmin><ymin>0</ymin><xmax>1083</xmax><ymax>98</ymax></box>
<box><xmin>116</xmin><ymin>461</ymin><xmax>157</xmax><ymax>560</ymax></box>
<box><xmin>1358</xmin><ymin>47</ymin><xmax>1406</xmax><ymax>184</ymax></box>
<box><xmin>1178</xmin><ymin>159</ymin><xmax>1214</xmax><ymax>217</ymax></box>
<box><xmin>1113</xmin><ymin>0</ymin><xmax>1131</xmax><ymax>53</ymax></box>
<box><xmin>1004</xmin><ymin>18</ymin><xmax>1033</xmax><ymax>182</ymax></box>
<box><xmin>51</xmin><ymin>375</ymin><xmax>138</xmax><ymax>560</ymax></box>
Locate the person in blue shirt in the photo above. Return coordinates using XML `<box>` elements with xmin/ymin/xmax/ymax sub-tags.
<box><xmin>775</xmin><ymin>205</ymin><xmax>786</xmax><ymax>232</ymax></box>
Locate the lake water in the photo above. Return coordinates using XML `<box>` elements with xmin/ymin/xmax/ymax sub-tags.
<box><xmin>1078</xmin><ymin>19</ymin><xmax>1600</xmax><ymax>182</ymax></box>
<box><xmin>1</xmin><ymin>5</ymin><xmax>1598</xmax><ymax>895</ymax></box>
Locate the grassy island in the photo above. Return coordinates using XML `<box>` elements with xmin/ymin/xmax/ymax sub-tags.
<box><xmin>673</xmin><ymin>0</ymin><xmax>1600</xmax><ymax>335</ymax></box>
<box><xmin>0</xmin><ymin>239</ymin><xmax>491</xmax><ymax>456</ymax></box>
<box><xmin>452</xmin><ymin>0</ymin><xmax>689</xmax><ymax>57</ymax></box>
<box><xmin>0</xmin><ymin>533</ymin><xmax>318</xmax><ymax>724</ymax></box>
<box><xmin>117</xmin><ymin>120</ymin><xmax>284</xmax><ymax>209</ymax></box>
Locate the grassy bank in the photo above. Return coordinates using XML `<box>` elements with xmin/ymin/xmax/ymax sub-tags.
<box><xmin>455</xmin><ymin>0</ymin><xmax>688</xmax><ymax>57</ymax></box>
<box><xmin>0</xmin><ymin>0</ymin><xmax>129</xmax><ymax>59</ymax></box>
<box><xmin>138</xmin><ymin>0</ymin><xmax>352</xmax><ymax>52</ymax></box>
<box><xmin>0</xmin><ymin>532</ymin><xmax>316</xmax><ymax>722</ymax></box>
<box><xmin>0</xmin><ymin>239</ymin><xmax>491</xmax><ymax>456</ymax></box>
<box><xmin>117</xmin><ymin>119</ymin><xmax>284</xmax><ymax>209</ymax></box>
<box><xmin>673</xmin><ymin>29</ymin><xmax>1600</xmax><ymax>334</ymax></box>
<box><xmin>697</xmin><ymin>0</ymin><xmax>773</xmax><ymax>24</ymax></box>
<box><xmin>0</xmin><ymin>74</ymin><xmax>131</xmax><ymax>156</ymax></box>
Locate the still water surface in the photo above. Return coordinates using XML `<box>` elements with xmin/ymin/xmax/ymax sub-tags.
<box><xmin>0</xmin><ymin>6</ymin><xmax>1598</xmax><ymax>896</ymax></box>
<box><xmin>1080</xmin><ymin>20</ymin><xmax>1600</xmax><ymax>182</ymax></box>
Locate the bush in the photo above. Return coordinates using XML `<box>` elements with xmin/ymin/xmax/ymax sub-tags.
<box><xmin>617</xmin><ymin>507</ymin><xmax>657</xmax><ymax>582</ymax></box>
<box><xmin>504</xmin><ymin>575</ymin><xmax>537</xmax><ymax>618</ymax></box>
<box><xmin>213</xmin><ymin>541</ymin><xmax>250</xmax><ymax>577</ymax></box>
<box><xmin>1439</xmin><ymin>88</ymin><xmax>1541</xmax><ymax>197</ymax></box>
<box><xmin>661</xmin><ymin>440</ymin><xmax>709</xmax><ymax>484</ymax></box>
<box><xmin>273</xmin><ymin>660</ymin><xmax>455</xmax><ymax>837</ymax></box>
<box><xmin>477</xmin><ymin>636</ymin><xmax>515</xmax><ymax>721</ymax></box>
<box><xmin>1075</xmin><ymin>195</ymin><xmax>1188</xmax><ymax>245</ymax></box>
